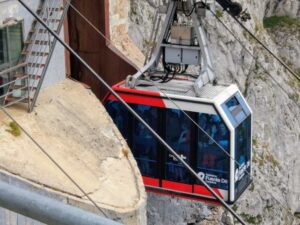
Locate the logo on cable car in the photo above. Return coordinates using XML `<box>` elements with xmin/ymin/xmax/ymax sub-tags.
<box><xmin>197</xmin><ymin>172</ymin><xmax>228</xmax><ymax>186</ymax></box>
<box><xmin>235</xmin><ymin>161</ymin><xmax>250</xmax><ymax>182</ymax></box>
<box><xmin>169</xmin><ymin>154</ymin><xmax>187</xmax><ymax>161</ymax></box>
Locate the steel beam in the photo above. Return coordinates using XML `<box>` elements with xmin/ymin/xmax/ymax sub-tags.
<box><xmin>0</xmin><ymin>181</ymin><xmax>123</xmax><ymax>225</ymax></box>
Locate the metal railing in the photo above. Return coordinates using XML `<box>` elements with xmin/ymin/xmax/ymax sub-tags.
<box><xmin>0</xmin><ymin>0</ymin><xmax>70</xmax><ymax>111</ymax></box>
<box><xmin>0</xmin><ymin>62</ymin><xmax>29</xmax><ymax>107</ymax></box>
<box><xmin>29</xmin><ymin>0</ymin><xmax>71</xmax><ymax>112</ymax></box>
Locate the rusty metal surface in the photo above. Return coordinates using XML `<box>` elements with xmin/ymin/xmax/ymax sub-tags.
<box><xmin>68</xmin><ymin>0</ymin><xmax>137</xmax><ymax>99</ymax></box>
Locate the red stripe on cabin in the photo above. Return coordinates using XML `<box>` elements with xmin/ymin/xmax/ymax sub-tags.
<box><xmin>145</xmin><ymin>187</ymin><xmax>222</xmax><ymax>205</ymax></box>
<box><xmin>113</xmin><ymin>81</ymin><xmax>162</xmax><ymax>97</ymax></box>
<box><xmin>108</xmin><ymin>92</ymin><xmax>166</xmax><ymax>108</ymax></box>
<box><xmin>162</xmin><ymin>180</ymin><xmax>193</xmax><ymax>193</ymax></box>
<box><xmin>103</xmin><ymin>81</ymin><xmax>166</xmax><ymax>107</ymax></box>
<box><xmin>194</xmin><ymin>185</ymin><xmax>223</xmax><ymax>198</ymax></box>
<box><xmin>143</xmin><ymin>177</ymin><xmax>159</xmax><ymax>187</ymax></box>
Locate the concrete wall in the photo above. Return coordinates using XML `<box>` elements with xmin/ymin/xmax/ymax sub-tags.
<box><xmin>0</xmin><ymin>0</ymin><xmax>66</xmax><ymax>89</ymax></box>
<box><xmin>0</xmin><ymin>1</ymin><xmax>66</xmax><ymax>224</ymax></box>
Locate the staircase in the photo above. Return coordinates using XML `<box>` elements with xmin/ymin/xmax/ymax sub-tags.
<box><xmin>0</xmin><ymin>0</ymin><xmax>70</xmax><ymax>112</ymax></box>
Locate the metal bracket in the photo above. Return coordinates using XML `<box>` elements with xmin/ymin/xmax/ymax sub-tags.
<box><xmin>126</xmin><ymin>0</ymin><xmax>216</xmax><ymax>96</ymax></box>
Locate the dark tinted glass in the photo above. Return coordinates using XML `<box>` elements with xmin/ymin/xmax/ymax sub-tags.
<box><xmin>223</xmin><ymin>95</ymin><xmax>249</xmax><ymax>127</ymax></box>
<box><xmin>226</xmin><ymin>96</ymin><xmax>239</xmax><ymax>109</ymax></box>
<box><xmin>0</xmin><ymin>23</ymin><xmax>22</xmax><ymax>66</ymax></box>
<box><xmin>197</xmin><ymin>113</ymin><xmax>229</xmax><ymax>189</ymax></box>
<box><xmin>132</xmin><ymin>105</ymin><xmax>159</xmax><ymax>177</ymax></box>
<box><xmin>0</xmin><ymin>28</ymin><xmax>8</xmax><ymax>65</ymax></box>
<box><xmin>235</xmin><ymin>116</ymin><xmax>251</xmax><ymax>196</ymax></box>
<box><xmin>165</xmin><ymin>109</ymin><xmax>192</xmax><ymax>183</ymax></box>
<box><xmin>105</xmin><ymin>101</ymin><xmax>159</xmax><ymax>178</ymax></box>
<box><xmin>105</xmin><ymin>100</ymin><xmax>130</xmax><ymax>141</ymax></box>
<box><xmin>8</xmin><ymin>23</ymin><xmax>23</xmax><ymax>62</ymax></box>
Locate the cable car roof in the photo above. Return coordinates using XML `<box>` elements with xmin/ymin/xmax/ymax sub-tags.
<box><xmin>118</xmin><ymin>78</ymin><xmax>234</xmax><ymax>101</ymax></box>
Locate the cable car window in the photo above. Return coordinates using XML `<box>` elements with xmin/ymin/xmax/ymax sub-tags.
<box><xmin>132</xmin><ymin>105</ymin><xmax>159</xmax><ymax>178</ymax></box>
<box><xmin>165</xmin><ymin>109</ymin><xmax>192</xmax><ymax>183</ymax></box>
<box><xmin>197</xmin><ymin>113</ymin><xmax>229</xmax><ymax>189</ymax></box>
<box><xmin>235</xmin><ymin>116</ymin><xmax>251</xmax><ymax>197</ymax></box>
<box><xmin>226</xmin><ymin>96</ymin><xmax>239</xmax><ymax>109</ymax></box>
<box><xmin>223</xmin><ymin>94</ymin><xmax>247</xmax><ymax>127</ymax></box>
<box><xmin>235</xmin><ymin>92</ymin><xmax>251</xmax><ymax>115</ymax></box>
<box><xmin>105</xmin><ymin>100</ymin><xmax>130</xmax><ymax>141</ymax></box>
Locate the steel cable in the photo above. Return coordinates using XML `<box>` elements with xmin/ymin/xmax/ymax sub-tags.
<box><xmin>17</xmin><ymin>1</ymin><xmax>248</xmax><ymax>224</ymax></box>
<box><xmin>0</xmin><ymin>107</ymin><xmax>108</xmax><ymax>218</ymax></box>
<box><xmin>67</xmin><ymin>1</ymin><xmax>297</xmax><ymax>223</ymax></box>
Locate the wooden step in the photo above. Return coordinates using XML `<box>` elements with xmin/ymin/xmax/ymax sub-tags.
<box><xmin>27</xmin><ymin>63</ymin><xmax>45</xmax><ymax>68</ymax></box>
<box><xmin>37</xmin><ymin>6</ymin><xmax>63</xmax><ymax>13</ymax></box>
<box><xmin>15</xmin><ymin>71</ymin><xmax>26</xmax><ymax>78</ymax></box>
<box><xmin>21</xmin><ymin>50</ymin><xmax>49</xmax><ymax>57</ymax></box>
<box><xmin>29</xmin><ymin>28</ymin><xmax>47</xmax><ymax>34</ymax></box>
<box><xmin>10</xmin><ymin>85</ymin><xmax>37</xmax><ymax>92</ymax></box>
<box><xmin>25</xmin><ymin>40</ymin><xmax>52</xmax><ymax>45</ymax></box>
<box><xmin>42</xmin><ymin>18</ymin><xmax>61</xmax><ymax>23</ymax></box>
<box><xmin>5</xmin><ymin>96</ymin><xmax>28</xmax><ymax>104</ymax></box>
<box><xmin>11</xmin><ymin>84</ymin><xmax>27</xmax><ymax>89</ymax></box>
<box><xmin>28</xmin><ymin>74</ymin><xmax>42</xmax><ymax>80</ymax></box>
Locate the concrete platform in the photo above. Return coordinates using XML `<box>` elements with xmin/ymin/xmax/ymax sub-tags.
<box><xmin>0</xmin><ymin>79</ymin><xmax>146</xmax><ymax>225</ymax></box>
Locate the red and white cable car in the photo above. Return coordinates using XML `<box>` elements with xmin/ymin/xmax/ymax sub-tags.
<box><xmin>104</xmin><ymin>0</ymin><xmax>252</xmax><ymax>204</ymax></box>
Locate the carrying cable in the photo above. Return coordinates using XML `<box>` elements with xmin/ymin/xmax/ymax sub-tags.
<box><xmin>197</xmin><ymin>1</ymin><xmax>300</xmax><ymax>108</ymax></box>
<box><xmin>0</xmin><ymin>107</ymin><xmax>108</xmax><ymax>218</ymax></box>
<box><xmin>201</xmin><ymin>1</ymin><xmax>300</xmax><ymax>83</ymax></box>
<box><xmin>68</xmin><ymin>0</ymin><xmax>254</xmax><ymax>219</ymax></box>
<box><xmin>66</xmin><ymin>2</ymin><xmax>297</xmax><ymax>222</ymax></box>
<box><xmin>67</xmin><ymin>2</ymin><xmax>240</xmax><ymax>172</ymax></box>
<box><xmin>232</xmin><ymin>15</ymin><xmax>300</xmax><ymax>83</ymax></box>
<box><xmin>17</xmin><ymin>1</ymin><xmax>248</xmax><ymax>224</ymax></box>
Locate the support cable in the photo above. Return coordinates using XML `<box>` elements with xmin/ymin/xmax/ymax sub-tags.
<box><xmin>0</xmin><ymin>107</ymin><xmax>108</xmax><ymax>218</ymax></box>
<box><xmin>17</xmin><ymin>1</ymin><xmax>247</xmax><ymax>224</ymax></box>
<box><xmin>200</xmin><ymin>1</ymin><xmax>300</xmax><ymax>108</ymax></box>
<box><xmin>232</xmin><ymin>16</ymin><xmax>300</xmax><ymax>82</ymax></box>
<box><xmin>68</xmin><ymin>2</ymin><xmax>248</xmax><ymax>177</ymax></box>
<box><xmin>210</xmin><ymin>0</ymin><xmax>300</xmax><ymax>82</ymax></box>
<box><xmin>203</xmin><ymin>1</ymin><xmax>300</xmax><ymax>83</ymax></box>
<box><xmin>67</xmin><ymin>2</ymin><xmax>297</xmax><ymax>222</ymax></box>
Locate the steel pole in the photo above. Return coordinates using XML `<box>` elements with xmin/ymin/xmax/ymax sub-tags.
<box><xmin>0</xmin><ymin>181</ymin><xmax>123</xmax><ymax>225</ymax></box>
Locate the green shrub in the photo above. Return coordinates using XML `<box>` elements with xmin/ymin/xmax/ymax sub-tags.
<box><xmin>215</xmin><ymin>10</ymin><xmax>223</xmax><ymax>18</ymax></box>
<box><xmin>240</xmin><ymin>213</ymin><xmax>263</xmax><ymax>224</ymax></box>
<box><xmin>288</xmin><ymin>93</ymin><xmax>299</xmax><ymax>102</ymax></box>
<box><xmin>263</xmin><ymin>16</ymin><xmax>300</xmax><ymax>29</ymax></box>
<box><xmin>6</xmin><ymin>121</ymin><xmax>21</xmax><ymax>137</ymax></box>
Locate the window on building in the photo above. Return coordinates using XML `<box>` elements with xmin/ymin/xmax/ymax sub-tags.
<box><xmin>0</xmin><ymin>21</ymin><xmax>23</xmax><ymax>70</ymax></box>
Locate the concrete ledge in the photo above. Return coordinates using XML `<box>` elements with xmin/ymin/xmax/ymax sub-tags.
<box><xmin>0</xmin><ymin>79</ymin><xmax>147</xmax><ymax>225</ymax></box>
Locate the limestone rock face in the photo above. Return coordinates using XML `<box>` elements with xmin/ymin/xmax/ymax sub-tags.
<box><xmin>112</xmin><ymin>0</ymin><xmax>300</xmax><ymax>224</ymax></box>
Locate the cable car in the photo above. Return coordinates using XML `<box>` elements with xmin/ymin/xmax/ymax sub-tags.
<box><xmin>104</xmin><ymin>0</ymin><xmax>252</xmax><ymax>204</ymax></box>
<box><xmin>104</xmin><ymin>81</ymin><xmax>252</xmax><ymax>204</ymax></box>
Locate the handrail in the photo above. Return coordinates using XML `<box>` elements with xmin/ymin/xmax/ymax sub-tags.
<box><xmin>0</xmin><ymin>62</ymin><xmax>27</xmax><ymax>76</ymax></box>
<box><xmin>0</xmin><ymin>75</ymin><xmax>28</xmax><ymax>89</ymax></box>
<box><xmin>29</xmin><ymin>0</ymin><xmax>71</xmax><ymax>112</ymax></box>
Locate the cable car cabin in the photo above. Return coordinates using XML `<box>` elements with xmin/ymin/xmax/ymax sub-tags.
<box><xmin>104</xmin><ymin>80</ymin><xmax>252</xmax><ymax>204</ymax></box>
